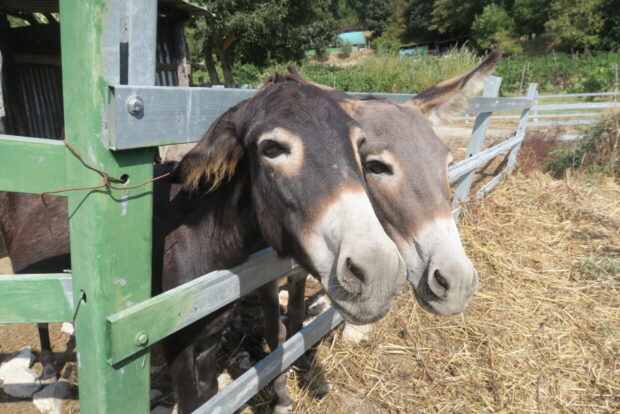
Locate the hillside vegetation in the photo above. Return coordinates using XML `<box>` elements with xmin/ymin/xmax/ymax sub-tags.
<box><xmin>194</xmin><ymin>49</ymin><xmax>620</xmax><ymax>95</ymax></box>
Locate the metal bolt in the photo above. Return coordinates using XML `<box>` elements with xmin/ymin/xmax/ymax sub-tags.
<box><xmin>126</xmin><ymin>95</ymin><xmax>144</xmax><ymax>116</ymax></box>
<box><xmin>135</xmin><ymin>331</ymin><xmax>149</xmax><ymax>347</ymax></box>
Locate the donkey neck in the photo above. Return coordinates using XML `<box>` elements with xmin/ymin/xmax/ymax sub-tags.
<box><xmin>155</xmin><ymin>172</ymin><xmax>265</xmax><ymax>291</ymax></box>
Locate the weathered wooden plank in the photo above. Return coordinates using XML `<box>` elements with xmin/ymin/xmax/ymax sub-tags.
<box><xmin>527</xmin><ymin>119</ymin><xmax>599</xmax><ymax>127</ymax></box>
<box><xmin>195</xmin><ymin>308</ymin><xmax>344</xmax><ymax>414</ymax></box>
<box><xmin>0</xmin><ymin>274</ymin><xmax>73</xmax><ymax>323</ymax></box>
<box><xmin>449</xmin><ymin>134</ymin><xmax>524</xmax><ymax>183</ymax></box>
<box><xmin>507</xmin><ymin>84</ymin><xmax>537</xmax><ymax>170</ymax></box>
<box><xmin>0</xmin><ymin>134</ymin><xmax>68</xmax><ymax>194</ymax></box>
<box><xmin>452</xmin><ymin>77</ymin><xmax>501</xmax><ymax>208</ymax></box>
<box><xmin>105</xmin><ymin>249</ymin><xmax>298</xmax><ymax>365</ymax></box>
<box><xmin>464</xmin><ymin>96</ymin><xmax>535</xmax><ymax>114</ymax></box>
<box><xmin>536</xmin><ymin>92</ymin><xmax>619</xmax><ymax>99</ymax></box>
<box><xmin>534</xmin><ymin>102</ymin><xmax>620</xmax><ymax>111</ymax></box>
<box><xmin>60</xmin><ymin>0</ymin><xmax>154</xmax><ymax>412</ymax></box>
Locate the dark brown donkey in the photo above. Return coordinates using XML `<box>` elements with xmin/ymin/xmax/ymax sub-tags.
<box><xmin>0</xmin><ymin>80</ymin><xmax>405</xmax><ymax>412</ymax></box>
<box><xmin>282</xmin><ymin>52</ymin><xmax>500</xmax><ymax>342</ymax></box>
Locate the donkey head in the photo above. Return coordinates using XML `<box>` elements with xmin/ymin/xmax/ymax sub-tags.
<box><xmin>288</xmin><ymin>52</ymin><xmax>500</xmax><ymax>315</ymax></box>
<box><xmin>174</xmin><ymin>80</ymin><xmax>405</xmax><ymax>324</ymax></box>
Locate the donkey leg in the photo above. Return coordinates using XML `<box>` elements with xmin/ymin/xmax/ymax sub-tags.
<box><xmin>163</xmin><ymin>308</ymin><xmax>232</xmax><ymax>414</ymax></box>
<box><xmin>285</xmin><ymin>272</ymin><xmax>314</xmax><ymax>372</ymax></box>
<box><xmin>193</xmin><ymin>308</ymin><xmax>233</xmax><ymax>402</ymax></box>
<box><xmin>163</xmin><ymin>335</ymin><xmax>202</xmax><ymax>413</ymax></box>
<box><xmin>258</xmin><ymin>279</ymin><xmax>293</xmax><ymax>413</ymax></box>
<box><xmin>285</xmin><ymin>270</ymin><xmax>307</xmax><ymax>336</ymax></box>
<box><xmin>37</xmin><ymin>323</ymin><xmax>57</xmax><ymax>382</ymax></box>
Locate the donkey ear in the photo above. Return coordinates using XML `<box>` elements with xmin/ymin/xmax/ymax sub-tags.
<box><xmin>405</xmin><ymin>50</ymin><xmax>501</xmax><ymax>125</ymax></box>
<box><xmin>172</xmin><ymin>103</ymin><xmax>245</xmax><ymax>192</ymax></box>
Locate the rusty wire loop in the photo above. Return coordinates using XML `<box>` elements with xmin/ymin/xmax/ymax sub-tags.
<box><xmin>41</xmin><ymin>140</ymin><xmax>170</xmax><ymax>235</ymax></box>
<box><xmin>41</xmin><ymin>140</ymin><xmax>170</xmax><ymax>201</ymax></box>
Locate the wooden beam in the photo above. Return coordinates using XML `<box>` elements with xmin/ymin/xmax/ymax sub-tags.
<box><xmin>0</xmin><ymin>134</ymin><xmax>68</xmax><ymax>194</ymax></box>
<box><xmin>105</xmin><ymin>249</ymin><xmax>298</xmax><ymax>365</ymax></box>
<box><xmin>0</xmin><ymin>274</ymin><xmax>73</xmax><ymax>323</ymax></box>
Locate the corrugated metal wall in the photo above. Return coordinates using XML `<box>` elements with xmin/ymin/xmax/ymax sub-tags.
<box><xmin>4</xmin><ymin>18</ymin><xmax>183</xmax><ymax>140</ymax></box>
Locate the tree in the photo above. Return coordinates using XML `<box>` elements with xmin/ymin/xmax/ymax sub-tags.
<box><xmin>191</xmin><ymin>0</ymin><xmax>338</xmax><ymax>86</ymax></box>
<box><xmin>429</xmin><ymin>0</ymin><xmax>490</xmax><ymax>38</ymax></box>
<box><xmin>403</xmin><ymin>0</ymin><xmax>438</xmax><ymax>42</ymax></box>
<box><xmin>472</xmin><ymin>4</ymin><xmax>521</xmax><ymax>53</ymax></box>
<box><xmin>598</xmin><ymin>0</ymin><xmax>620</xmax><ymax>50</ymax></box>
<box><xmin>544</xmin><ymin>0</ymin><xmax>603</xmax><ymax>51</ymax></box>
<box><xmin>512</xmin><ymin>0</ymin><xmax>552</xmax><ymax>37</ymax></box>
<box><xmin>358</xmin><ymin>0</ymin><xmax>396</xmax><ymax>34</ymax></box>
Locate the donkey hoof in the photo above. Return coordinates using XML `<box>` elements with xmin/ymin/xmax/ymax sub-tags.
<box><xmin>271</xmin><ymin>404</ymin><xmax>293</xmax><ymax>414</ymax></box>
<box><xmin>341</xmin><ymin>323</ymin><xmax>372</xmax><ymax>343</ymax></box>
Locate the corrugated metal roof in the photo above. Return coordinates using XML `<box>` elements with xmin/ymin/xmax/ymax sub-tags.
<box><xmin>0</xmin><ymin>0</ymin><xmax>211</xmax><ymax>15</ymax></box>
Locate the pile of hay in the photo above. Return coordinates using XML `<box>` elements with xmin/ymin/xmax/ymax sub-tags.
<box><xmin>283</xmin><ymin>170</ymin><xmax>619</xmax><ymax>413</ymax></box>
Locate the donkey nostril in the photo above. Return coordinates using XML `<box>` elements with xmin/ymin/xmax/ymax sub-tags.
<box><xmin>346</xmin><ymin>257</ymin><xmax>366</xmax><ymax>284</ymax></box>
<box><xmin>434</xmin><ymin>269</ymin><xmax>449</xmax><ymax>291</ymax></box>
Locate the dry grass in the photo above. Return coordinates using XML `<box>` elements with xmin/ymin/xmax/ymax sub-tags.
<box><xmin>284</xmin><ymin>170</ymin><xmax>619</xmax><ymax>413</ymax></box>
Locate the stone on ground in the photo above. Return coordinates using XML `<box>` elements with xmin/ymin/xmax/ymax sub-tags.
<box><xmin>32</xmin><ymin>380</ymin><xmax>71</xmax><ymax>414</ymax></box>
<box><xmin>60</xmin><ymin>322</ymin><xmax>75</xmax><ymax>336</ymax></box>
<box><xmin>0</xmin><ymin>347</ymin><xmax>41</xmax><ymax>398</ymax></box>
<box><xmin>150</xmin><ymin>388</ymin><xmax>163</xmax><ymax>401</ymax></box>
<box><xmin>341</xmin><ymin>323</ymin><xmax>372</xmax><ymax>343</ymax></box>
<box><xmin>217</xmin><ymin>372</ymin><xmax>233</xmax><ymax>392</ymax></box>
<box><xmin>151</xmin><ymin>406</ymin><xmax>173</xmax><ymax>414</ymax></box>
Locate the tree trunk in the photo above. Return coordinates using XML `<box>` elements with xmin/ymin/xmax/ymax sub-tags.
<box><xmin>215</xmin><ymin>47</ymin><xmax>235</xmax><ymax>88</ymax></box>
<box><xmin>203</xmin><ymin>37</ymin><xmax>220</xmax><ymax>85</ymax></box>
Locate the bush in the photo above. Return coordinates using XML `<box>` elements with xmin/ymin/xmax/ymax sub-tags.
<box><xmin>545</xmin><ymin>112</ymin><xmax>620</xmax><ymax>179</ymax></box>
<box><xmin>338</xmin><ymin>42</ymin><xmax>353</xmax><ymax>59</ymax></box>
<box><xmin>316</xmin><ymin>47</ymin><xmax>329</xmax><ymax>62</ymax></box>
<box><xmin>372</xmin><ymin>32</ymin><xmax>400</xmax><ymax>55</ymax></box>
<box><xmin>495</xmin><ymin>52</ymin><xmax>620</xmax><ymax>94</ymax></box>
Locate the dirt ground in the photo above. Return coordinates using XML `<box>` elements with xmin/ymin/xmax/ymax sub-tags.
<box><xmin>2</xmin><ymin>129</ymin><xmax>617</xmax><ymax>413</ymax></box>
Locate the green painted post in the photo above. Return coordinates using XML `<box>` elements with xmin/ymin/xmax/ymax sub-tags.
<box><xmin>59</xmin><ymin>0</ymin><xmax>154</xmax><ymax>411</ymax></box>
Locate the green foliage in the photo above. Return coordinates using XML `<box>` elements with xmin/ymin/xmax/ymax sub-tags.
<box><xmin>193</xmin><ymin>48</ymin><xmax>619</xmax><ymax>96</ymax></box>
<box><xmin>545</xmin><ymin>112</ymin><xmax>620</xmax><ymax>179</ymax></box>
<box><xmin>7</xmin><ymin>15</ymin><xmax>30</xmax><ymax>28</ymax></box>
<box><xmin>472</xmin><ymin>4</ymin><xmax>521</xmax><ymax>54</ymax></box>
<box><xmin>358</xmin><ymin>0</ymin><xmax>396</xmax><ymax>34</ymax></box>
<box><xmin>403</xmin><ymin>0</ymin><xmax>438</xmax><ymax>42</ymax></box>
<box><xmin>429</xmin><ymin>0</ymin><xmax>488</xmax><ymax>37</ymax></box>
<box><xmin>396</xmin><ymin>0</ymin><xmax>619</xmax><ymax>55</ymax></box>
<box><xmin>372</xmin><ymin>32</ymin><xmax>401</xmax><ymax>55</ymax></box>
<box><xmin>544</xmin><ymin>0</ymin><xmax>603</xmax><ymax>51</ymax></box>
<box><xmin>599</xmin><ymin>0</ymin><xmax>620</xmax><ymax>51</ymax></box>
<box><xmin>338</xmin><ymin>41</ymin><xmax>354</xmax><ymax>58</ymax></box>
<box><xmin>496</xmin><ymin>52</ymin><xmax>620</xmax><ymax>93</ymax></box>
<box><xmin>512</xmin><ymin>0</ymin><xmax>552</xmax><ymax>36</ymax></box>
<box><xmin>580</xmin><ymin>257</ymin><xmax>620</xmax><ymax>281</ymax></box>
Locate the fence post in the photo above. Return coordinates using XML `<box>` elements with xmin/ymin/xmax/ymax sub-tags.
<box><xmin>60</xmin><ymin>0</ymin><xmax>156</xmax><ymax>412</ymax></box>
<box><xmin>507</xmin><ymin>83</ymin><xmax>538</xmax><ymax>170</ymax></box>
<box><xmin>452</xmin><ymin>76</ymin><xmax>502</xmax><ymax>216</ymax></box>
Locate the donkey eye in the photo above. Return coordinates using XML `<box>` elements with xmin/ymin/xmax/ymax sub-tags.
<box><xmin>260</xmin><ymin>140</ymin><xmax>289</xmax><ymax>158</ymax></box>
<box><xmin>364</xmin><ymin>160</ymin><xmax>392</xmax><ymax>175</ymax></box>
